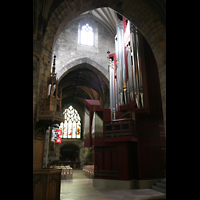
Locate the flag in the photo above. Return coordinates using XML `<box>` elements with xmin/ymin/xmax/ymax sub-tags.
<box><xmin>55</xmin><ymin>128</ymin><xmax>62</xmax><ymax>136</ymax></box>
<box><xmin>51</xmin><ymin>128</ymin><xmax>58</xmax><ymax>142</ymax></box>
<box><xmin>51</xmin><ymin>128</ymin><xmax>62</xmax><ymax>143</ymax></box>
<box><xmin>54</xmin><ymin>136</ymin><xmax>61</xmax><ymax>143</ymax></box>
<box><xmin>54</xmin><ymin>128</ymin><xmax>62</xmax><ymax>143</ymax></box>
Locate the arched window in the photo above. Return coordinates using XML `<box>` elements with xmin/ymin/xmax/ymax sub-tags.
<box><xmin>59</xmin><ymin>106</ymin><xmax>81</xmax><ymax>139</ymax></box>
<box><xmin>77</xmin><ymin>19</ymin><xmax>98</xmax><ymax>53</ymax></box>
<box><xmin>80</xmin><ymin>23</ymin><xmax>94</xmax><ymax>46</ymax></box>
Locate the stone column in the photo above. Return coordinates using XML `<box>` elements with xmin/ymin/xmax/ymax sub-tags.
<box><xmin>43</xmin><ymin>127</ymin><xmax>50</xmax><ymax>168</ymax></box>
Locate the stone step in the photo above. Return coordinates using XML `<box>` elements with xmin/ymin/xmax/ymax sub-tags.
<box><xmin>152</xmin><ymin>185</ymin><xmax>166</xmax><ymax>194</ymax></box>
<box><xmin>156</xmin><ymin>182</ymin><xmax>166</xmax><ymax>188</ymax></box>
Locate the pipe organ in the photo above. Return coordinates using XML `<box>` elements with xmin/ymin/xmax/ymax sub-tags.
<box><xmin>108</xmin><ymin>54</ymin><xmax>116</xmax><ymax>120</ymax></box>
<box><xmin>109</xmin><ymin>14</ymin><xmax>145</xmax><ymax>119</ymax></box>
<box><xmin>84</xmin><ymin>13</ymin><xmax>165</xmax><ymax>189</ymax></box>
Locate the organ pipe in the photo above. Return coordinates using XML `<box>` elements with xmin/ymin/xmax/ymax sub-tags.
<box><xmin>115</xmin><ymin>35</ymin><xmax>119</xmax><ymax>112</ymax></box>
<box><xmin>135</xmin><ymin>29</ymin><xmax>144</xmax><ymax>108</ymax></box>
<box><xmin>130</xmin><ymin>24</ymin><xmax>144</xmax><ymax>108</ymax></box>
<box><xmin>117</xmin><ymin>19</ymin><xmax>127</xmax><ymax>105</ymax></box>
<box><xmin>126</xmin><ymin>43</ymin><xmax>134</xmax><ymax>103</ymax></box>
<box><xmin>110</xmin><ymin>14</ymin><xmax>145</xmax><ymax>116</ymax></box>
<box><xmin>109</xmin><ymin>57</ymin><xmax>115</xmax><ymax>120</ymax></box>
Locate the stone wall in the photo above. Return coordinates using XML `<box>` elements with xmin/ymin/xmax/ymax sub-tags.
<box><xmin>33</xmin><ymin>0</ymin><xmax>166</xmax><ymax>133</ymax></box>
<box><xmin>52</xmin><ymin>16</ymin><xmax>115</xmax><ymax>81</ymax></box>
<box><xmin>33</xmin><ymin>1</ymin><xmax>166</xmax><ymax>171</ymax></box>
<box><xmin>48</xmin><ymin>139</ymin><xmax>85</xmax><ymax>168</ymax></box>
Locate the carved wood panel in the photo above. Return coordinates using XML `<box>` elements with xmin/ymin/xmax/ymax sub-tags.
<box><xmin>33</xmin><ymin>174</ymin><xmax>47</xmax><ymax>200</ymax></box>
<box><xmin>33</xmin><ymin>170</ymin><xmax>61</xmax><ymax>200</ymax></box>
<box><xmin>33</xmin><ymin>140</ymin><xmax>44</xmax><ymax>168</ymax></box>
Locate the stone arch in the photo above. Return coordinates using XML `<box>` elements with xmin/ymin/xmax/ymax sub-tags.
<box><xmin>57</xmin><ymin>140</ymin><xmax>85</xmax><ymax>167</ymax></box>
<box><xmin>60</xmin><ymin>143</ymin><xmax>79</xmax><ymax>160</ymax></box>
<box><xmin>58</xmin><ymin>58</ymin><xmax>110</xmax><ymax>110</ymax></box>
<box><xmin>41</xmin><ymin>0</ymin><xmax>166</xmax><ymax>131</ymax></box>
<box><xmin>59</xmin><ymin>141</ymin><xmax>81</xmax><ymax>151</ymax></box>
<box><xmin>58</xmin><ymin>57</ymin><xmax>109</xmax><ymax>87</ymax></box>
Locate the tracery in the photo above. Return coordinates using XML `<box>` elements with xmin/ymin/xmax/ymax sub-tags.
<box><xmin>59</xmin><ymin>106</ymin><xmax>81</xmax><ymax>138</ymax></box>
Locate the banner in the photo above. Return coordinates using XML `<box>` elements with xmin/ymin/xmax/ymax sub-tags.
<box><xmin>51</xmin><ymin>128</ymin><xmax>62</xmax><ymax>143</ymax></box>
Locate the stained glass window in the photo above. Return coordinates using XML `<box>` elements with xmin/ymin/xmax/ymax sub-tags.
<box><xmin>81</xmin><ymin>24</ymin><xmax>94</xmax><ymax>46</ymax></box>
<box><xmin>59</xmin><ymin>106</ymin><xmax>81</xmax><ymax>139</ymax></box>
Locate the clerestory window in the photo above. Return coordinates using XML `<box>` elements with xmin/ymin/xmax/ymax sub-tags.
<box><xmin>80</xmin><ymin>24</ymin><xmax>94</xmax><ymax>46</ymax></box>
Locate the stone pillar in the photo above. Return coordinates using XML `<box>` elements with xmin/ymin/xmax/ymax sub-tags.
<box><xmin>43</xmin><ymin>127</ymin><xmax>50</xmax><ymax>168</ymax></box>
<box><xmin>55</xmin><ymin>145</ymin><xmax>60</xmax><ymax>160</ymax></box>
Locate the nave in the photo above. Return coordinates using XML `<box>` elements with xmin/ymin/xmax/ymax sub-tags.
<box><xmin>60</xmin><ymin>169</ymin><xmax>166</xmax><ymax>200</ymax></box>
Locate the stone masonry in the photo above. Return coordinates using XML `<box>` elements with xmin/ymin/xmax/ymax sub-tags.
<box><xmin>33</xmin><ymin>0</ymin><xmax>166</xmax><ymax>136</ymax></box>
<box><xmin>53</xmin><ymin>16</ymin><xmax>115</xmax><ymax>81</ymax></box>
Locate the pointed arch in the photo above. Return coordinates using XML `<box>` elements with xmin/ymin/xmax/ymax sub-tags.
<box><xmin>58</xmin><ymin>57</ymin><xmax>109</xmax><ymax>87</ymax></box>
<box><xmin>60</xmin><ymin>105</ymin><xmax>81</xmax><ymax>139</ymax></box>
<box><xmin>35</xmin><ymin>0</ymin><xmax>166</xmax><ymax>131</ymax></box>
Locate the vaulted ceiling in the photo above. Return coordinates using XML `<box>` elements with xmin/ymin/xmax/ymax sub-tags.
<box><xmin>79</xmin><ymin>7</ymin><xmax>117</xmax><ymax>37</ymax></box>
<box><xmin>58</xmin><ymin>63</ymin><xmax>109</xmax><ymax>112</ymax></box>
<box><xmin>56</xmin><ymin>7</ymin><xmax>116</xmax><ymax>112</ymax></box>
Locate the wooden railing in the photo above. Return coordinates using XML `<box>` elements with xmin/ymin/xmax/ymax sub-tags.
<box><xmin>104</xmin><ymin>118</ymin><xmax>137</xmax><ymax>138</ymax></box>
<box><xmin>37</xmin><ymin>111</ymin><xmax>64</xmax><ymax>122</ymax></box>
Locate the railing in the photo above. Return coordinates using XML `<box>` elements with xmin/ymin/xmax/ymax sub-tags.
<box><xmin>39</xmin><ymin>111</ymin><xmax>54</xmax><ymax>116</ymax></box>
<box><xmin>54</xmin><ymin>111</ymin><xmax>64</xmax><ymax>121</ymax></box>
<box><xmin>37</xmin><ymin>111</ymin><xmax>64</xmax><ymax>122</ymax></box>
<box><xmin>104</xmin><ymin>118</ymin><xmax>137</xmax><ymax>138</ymax></box>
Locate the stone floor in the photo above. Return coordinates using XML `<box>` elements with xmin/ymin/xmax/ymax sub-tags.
<box><xmin>60</xmin><ymin>169</ymin><xmax>166</xmax><ymax>200</ymax></box>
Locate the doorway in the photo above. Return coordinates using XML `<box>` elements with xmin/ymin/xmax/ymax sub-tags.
<box><xmin>60</xmin><ymin>144</ymin><xmax>79</xmax><ymax>162</ymax></box>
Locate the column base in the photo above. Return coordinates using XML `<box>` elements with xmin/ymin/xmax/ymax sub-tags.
<box><xmin>93</xmin><ymin>178</ymin><xmax>161</xmax><ymax>189</ymax></box>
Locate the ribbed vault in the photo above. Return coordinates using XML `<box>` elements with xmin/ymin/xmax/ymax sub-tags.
<box><xmin>58</xmin><ymin>62</ymin><xmax>109</xmax><ymax>112</ymax></box>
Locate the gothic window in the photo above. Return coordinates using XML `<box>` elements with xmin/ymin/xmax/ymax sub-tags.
<box><xmin>59</xmin><ymin>106</ymin><xmax>81</xmax><ymax>139</ymax></box>
<box><xmin>80</xmin><ymin>23</ymin><xmax>94</xmax><ymax>46</ymax></box>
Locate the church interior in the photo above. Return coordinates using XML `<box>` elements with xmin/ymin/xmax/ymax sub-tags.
<box><xmin>33</xmin><ymin>0</ymin><xmax>166</xmax><ymax>199</ymax></box>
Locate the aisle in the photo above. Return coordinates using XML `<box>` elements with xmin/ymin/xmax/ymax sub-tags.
<box><xmin>60</xmin><ymin>169</ymin><xmax>93</xmax><ymax>200</ymax></box>
<box><xmin>60</xmin><ymin>169</ymin><xmax>166</xmax><ymax>200</ymax></box>
<box><xmin>72</xmin><ymin>168</ymin><xmax>90</xmax><ymax>179</ymax></box>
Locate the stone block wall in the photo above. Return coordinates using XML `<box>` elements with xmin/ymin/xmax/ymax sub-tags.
<box><xmin>33</xmin><ymin>0</ymin><xmax>166</xmax><ymax>142</ymax></box>
<box><xmin>52</xmin><ymin>16</ymin><xmax>115</xmax><ymax>81</ymax></box>
<box><xmin>48</xmin><ymin>139</ymin><xmax>85</xmax><ymax>168</ymax></box>
<box><xmin>33</xmin><ymin>0</ymin><xmax>166</xmax><ymax>174</ymax></box>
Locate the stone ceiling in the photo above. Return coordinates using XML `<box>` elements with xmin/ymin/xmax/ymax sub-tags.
<box><xmin>58</xmin><ymin>62</ymin><xmax>109</xmax><ymax>112</ymax></box>
<box><xmin>79</xmin><ymin>7</ymin><xmax>117</xmax><ymax>37</ymax></box>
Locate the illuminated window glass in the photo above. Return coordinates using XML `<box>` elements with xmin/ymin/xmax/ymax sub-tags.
<box><xmin>59</xmin><ymin>106</ymin><xmax>81</xmax><ymax>139</ymax></box>
<box><xmin>81</xmin><ymin>24</ymin><xmax>94</xmax><ymax>46</ymax></box>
